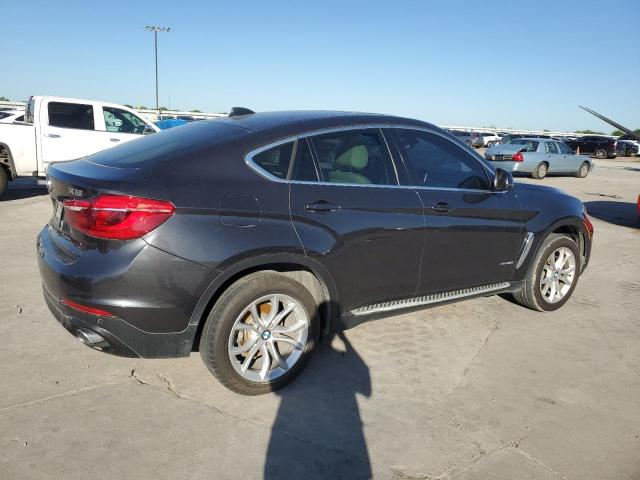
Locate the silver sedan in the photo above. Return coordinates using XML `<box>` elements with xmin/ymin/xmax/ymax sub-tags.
<box><xmin>484</xmin><ymin>138</ymin><xmax>594</xmax><ymax>179</ymax></box>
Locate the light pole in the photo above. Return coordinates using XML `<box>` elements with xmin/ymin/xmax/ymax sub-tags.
<box><xmin>144</xmin><ymin>25</ymin><xmax>171</xmax><ymax>115</ymax></box>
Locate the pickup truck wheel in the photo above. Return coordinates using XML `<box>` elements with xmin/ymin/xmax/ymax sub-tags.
<box><xmin>532</xmin><ymin>162</ymin><xmax>548</xmax><ymax>179</ymax></box>
<box><xmin>512</xmin><ymin>233</ymin><xmax>580</xmax><ymax>312</ymax></box>
<box><xmin>576</xmin><ymin>162</ymin><xmax>589</xmax><ymax>178</ymax></box>
<box><xmin>0</xmin><ymin>167</ymin><xmax>8</xmax><ymax>198</ymax></box>
<box><xmin>595</xmin><ymin>149</ymin><xmax>607</xmax><ymax>159</ymax></box>
<box><xmin>199</xmin><ymin>271</ymin><xmax>320</xmax><ymax>395</ymax></box>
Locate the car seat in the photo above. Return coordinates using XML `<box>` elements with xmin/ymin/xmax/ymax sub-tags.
<box><xmin>328</xmin><ymin>145</ymin><xmax>371</xmax><ymax>184</ymax></box>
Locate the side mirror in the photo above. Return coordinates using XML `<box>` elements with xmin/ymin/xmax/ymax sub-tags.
<box><xmin>493</xmin><ymin>168</ymin><xmax>514</xmax><ymax>191</ymax></box>
<box><xmin>143</xmin><ymin>125</ymin><xmax>156</xmax><ymax>135</ymax></box>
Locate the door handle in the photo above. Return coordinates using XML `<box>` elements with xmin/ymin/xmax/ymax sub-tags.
<box><xmin>109</xmin><ymin>138</ymin><xmax>121</xmax><ymax>142</ymax></box>
<box><xmin>304</xmin><ymin>200</ymin><xmax>340</xmax><ymax>212</ymax></box>
<box><xmin>45</xmin><ymin>133</ymin><xmax>61</xmax><ymax>138</ymax></box>
<box><xmin>430</xmin><ymin>202</ymin><xmax>452</xmax><ymax>213</ymax></box>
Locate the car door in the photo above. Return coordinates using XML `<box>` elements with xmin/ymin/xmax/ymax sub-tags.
<box><xmin>40</xmin><ymin>100</ymin><xmax>102</xmax><ymax>166</ymax></box>
<box><xmin>544</xmin><ymin>141</ymin><xmax>563</xmax><ymax>172</ymax></box>
<box><xmin>557</xmin><ymin>141</ymin><xmax>578</xmax><ymax>171</ymax></box>
<box><xmin>287</xmin><ymin>128</ymin><xmax>424</xmax><ymax>313</ymax></box>
<box><xmin>391</xmin><ymin>128</ymin><xmax>524</xmax><ymax>295</ymax></box>
<box><xmin>97</xmin><ymin>106</ymin><xmax>155</xmax><ymax>148</ymax></box>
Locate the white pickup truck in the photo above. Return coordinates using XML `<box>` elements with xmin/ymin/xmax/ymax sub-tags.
<box><xmin>0</xmin><ymin>96</ymin><xmax>159</xmax><ymax>197</ymax></box>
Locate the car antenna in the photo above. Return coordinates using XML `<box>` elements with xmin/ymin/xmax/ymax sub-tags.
<box><xmin>229</xmin><ymin>107</ymin><xmax>255</xmax><ymax>117</ymax></box>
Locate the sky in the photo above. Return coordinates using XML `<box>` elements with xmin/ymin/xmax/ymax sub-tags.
<box><xmin>2</xmin><ymin>0</ymin><xmax>639</xmax><ymax>132</ymax></box>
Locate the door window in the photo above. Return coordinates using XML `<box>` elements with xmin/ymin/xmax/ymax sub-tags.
<box><xmin>558</xmin><ymin>142</ymin><xmax>574</xmax><ymax>154</ymax></box>
<box><xmin>252</xmin><ymin>141</ymin><xmax>294</xmax><ymax>179</ymax></box>
<box><xmin>48</xmin><ymin>102</ymin><xmax>94</xmax><ymax>130</ymax></box>
<box><xmin>307</xmin><ymin>129</ymin><xmax>397</xmax><ymax>185</ymax></box>
<box><xmin>545</xmin><ymin>142</ymin><xmax>559</xmax><ymax>154</ymax></box>
<box><xmin>103</xmin><ymin>107</ymin><xmax>147</xmax><ymax>134</ymax></box>
<box><xmin>394</xmin><ymin>129</ymin><xmax>490</xmax><ymax>190</ymax></box>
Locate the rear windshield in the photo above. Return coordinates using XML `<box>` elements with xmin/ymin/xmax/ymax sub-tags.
<box><xmin>88</xmin><ymin>120</ymin><xmax>248</xmax><ymax>167</ymax></box>
<box><xmin>508</xmin><ymin>139</ymin><xmax>538</xmax><ymax>151</ymax></box>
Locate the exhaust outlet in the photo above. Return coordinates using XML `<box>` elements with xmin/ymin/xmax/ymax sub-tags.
<box><xmin>76</xmin><ymin>328</ymin><xmax>110</xmax><ymax>349</ymax></box>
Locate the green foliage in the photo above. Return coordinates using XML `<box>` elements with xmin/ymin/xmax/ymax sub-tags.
<box><xmin>136</xmin><ymin>105</ymin><xmax>149</xmax><ymax>110</ymax></box>
<box><xmin>159</xmin><ymin>106</ymin><xmax>169</xmax><ymax>111</ymax></box>
<box><xmin>575</xmin><ymin>129</ymin><xmax>605</xmax><ymax>135</ymax></box>
<box><xmin>0</xmin><ymin>96</ymin><xmax>9</xmax><ymax>101</ymax></box>
<box><xmin>124</xmin><ymin>104</ymin><xmax>133</xmax><ymax>108</ymax></box>
<box><xmin>190</xmin><ymin>109</ymin><xmax>203</xmax><ymax>113</ymax></box>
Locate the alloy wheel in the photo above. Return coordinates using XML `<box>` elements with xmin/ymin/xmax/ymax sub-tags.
<box><xmin>539</xmin><ymin>247</ymin><xmax>576</xmax><ymax>304</ymax></box>
<box><xmin>227</xmin><ymin>293</ymin><xmax>309</xmax><ymax>383</ymax></box>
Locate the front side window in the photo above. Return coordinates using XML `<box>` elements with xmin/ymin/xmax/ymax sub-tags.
<box><xmin>557</xmin><ymin>142</ymin><xmax>574</xmax><ymax>154</ymax></box>
<box><xmin>307</xmin><ymin>128</ymin><xmax>396</xmax><ymax>185</ymax></box>
<box><xmin>48</xmin><ymin>102</ymin><xmax>94</xmax><ymax>130</ymax></box>
<box><xmin>394</xmin><ymin>129</ymin><xmax>490</xmax><ymax>190</ymax></box>
<box><xmin>545</xmin><ymin>142</ymin><xmax>559</xmax><ymax>154</ymax></box>
<box><xmin>252</xmin><ymin>141</ymin><xmax>294</xmax><ymax>179</ymax></box>
<box><xmin>103</xmin><ymin>107</ymin><xmax>147</xmax><ymax>134</ymax></box>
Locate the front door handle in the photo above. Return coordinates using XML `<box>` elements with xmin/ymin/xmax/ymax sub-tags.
<box><xmin>109</xmin><ymin>138</ymin><xmax>121</xmax><ymax>142</ymax></box>
<box><xmin>45</xmin><ymin>133</ymin><xmax>61</xmax><ymax>138</ymax></box>
<box><xmin>304</xmin><ymin>200</ymin><xmax>340</xmax><ymax>212</ymax></box>
<box><xmin>430</xmin><ymin>202</ymin><xmax>452</xmax><ymax>213</ymax></box>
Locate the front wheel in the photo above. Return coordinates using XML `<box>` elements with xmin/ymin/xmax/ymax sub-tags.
<box><xmin>512</xmin><ymin>234</ymin><xmax>580</xmax><ymax>312</ymax></box>
<box><xmin>199</xmin><ymin>272</ymin><xmax>320</xmax><ymax>395</ymax></box>
<box><xmin>576</xmin><ymin>162</ymin><xmax>589</xmax><ymax>178</ymax></box>
<box><xmin>595</xmin><ymin>149</ymin><xmax>607</xmax><ymax>159</ymax></box>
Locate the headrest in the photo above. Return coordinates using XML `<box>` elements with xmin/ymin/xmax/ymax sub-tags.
<box><xmin>335</xmin><ymin>145</ymin><xmax>368</xmax><ymax>170</ymax></box>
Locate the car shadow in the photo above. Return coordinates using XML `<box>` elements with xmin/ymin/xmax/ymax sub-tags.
<box><xmin>264</xmin><ymin>330</ymin><xmax>372</xmax><ymax>479</ymax></box>
<box><xmin>585</xmin><ymin>201</ymin><xmax>638</xmax><ymax>229</ymax></box>
<box><xmin>1</xmin><ymin>184</ymin><xmax>48</xmax><ymax>202</ymax></box>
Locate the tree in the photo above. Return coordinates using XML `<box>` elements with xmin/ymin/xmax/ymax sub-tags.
<box><xmin>124</xmin><ymin>104</ymin><xmax>133</xmax><ymax>108</ymax></box>
<box><xmin>159</xmin><ymin>106</ymin><xmax>169</xmax><ymax>111</ymax></box>
<box><xmin>0</xmin><ymin>96</ymin><xmax>9</xmax><ymax>101</ymax></box>
<box><xmin>190</xmin><ymin>109</ymin><xmax>203</xmax><ymax>113</ymax></box>
<box><xmin>136</xmin><ymin>105</ymin><xmax>149</xmax><ymax>110</ymax></box>
<box><xmin>575</xmin><ymin>129</ymin><xmax>605</xmax><ymax>135</ymax></box>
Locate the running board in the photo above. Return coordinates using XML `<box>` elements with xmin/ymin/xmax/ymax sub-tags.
<box><xmin>350</xmin><ymin>282</ymin><xmax>511</xmax><ymax>316</ymax></box>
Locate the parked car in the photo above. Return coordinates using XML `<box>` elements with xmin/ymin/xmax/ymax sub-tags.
<box><xmin>449</xmin><ymin>130</ymin><xmax>484</xmax><ymax>148</ymax></box>
<box><xmin>618</xmin><ymin>140</ymin><xmax>639</xmax><ymax>157</ymax></box>
<box><xmin>484</xmin><ymin>138</ymin><xmax>594</xmax><ymax>179</ymax></box>
<box><xmin>564</xmin><ymin>136</ymin><xmax>622</xmax><ymax>159</ymax></box>
<box><xmin>37</xmin><ymin>110</ymin><xmax>593</xmax><ymax>395</ymax></box>
<box><xmin>499</xmin><ymin>133</ymin><xmax>552</xmax><ymax>144</ymax></box>
<box><xmin>0</xmin><ymin>96</ymin><xmax>159</xmax><ymax>198</ymax></box>
<box><xmin>617</xmin><ymin>135</ymin><xmax>640</xmax><ymax>157</ymax></box>
<box><xmin>0</xmin><ymin>110</ymin><xmax>25</xmax><ymax>123</ymax></box>
<box><xmin>480</xmin><ymin>132</ymin><xmax>502</xmax><ymax>147</ymax></box>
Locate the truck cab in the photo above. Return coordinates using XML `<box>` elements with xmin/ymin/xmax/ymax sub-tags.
<box><xmin>0</xmin><ymin>96</ymin><xmax>159</xmax><ymax>197</ymax></box>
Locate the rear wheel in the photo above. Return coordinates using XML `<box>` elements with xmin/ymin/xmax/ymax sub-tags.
<box><xmin>512</xmin><ymin>234</ymin><xmax>580</xmax><ymax>312</ymax></box>
<box><xmin>532</xmin><ymin>162</ymin><xmax>548</xmax><ymax>179</ymax></box>
<box><xmin>199</xmin><ymin>272</ymin><xmax>320</xmax><ymax>395</ymax></box>
<box><xmin>576</xmin><ymin>162</ymin><xmax>589</xmax><ymax>178</ymax></box>
<box><xmin>0</xmin><ymin>167</ymin><xmax>8</xmax><ymax>199</ymax></box>
<box><xmin>595</xmin><ymin>149</ymin><xmax>607</xmax><ymax>159</ymax></box>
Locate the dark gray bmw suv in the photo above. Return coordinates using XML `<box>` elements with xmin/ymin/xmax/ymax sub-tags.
<box><xmin>37</xmin><ymin>110</ymin><xmax>593</xmax><ymax>395</ymax></box>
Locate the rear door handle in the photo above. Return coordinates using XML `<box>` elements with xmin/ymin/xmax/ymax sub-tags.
<box><xmin>109</xmin><ymin>138</ymin><xmax>121</xmax><ymax>142</ymax></box>
<box><xmin>44</xmin><ymin>133</ymin><xmax>61</xmax><ymax>138</ymax></box>
<box><xmin>304</xmin><ymin>200</ymin><xmax>340</xmax><ymax>212</ymax></box>
<box><xmin>430</xmin><ymin>202</ymin><xmax>452</xmax><ymax>213</ymax></box>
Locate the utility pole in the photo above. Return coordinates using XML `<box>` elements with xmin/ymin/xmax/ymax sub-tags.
<box><xmin>144</xmin><ymin>25</ymin><xmax>171</xmax><ymax>116</ymax></box>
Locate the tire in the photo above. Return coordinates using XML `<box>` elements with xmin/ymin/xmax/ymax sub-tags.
<box><xmin>532</xmin><ymin>162</ymin><xmax>548</xmax><ymax>179</ymax></box>
<box><xmin>0</xmin><ymin>167</ymin><xmax>7</xmax><ymax>199</ymax></box>
<box><xmin>595</xmin><ymin>149</ymin><xmax>607</xmax><ymax>159</ymax></box>
<box><xmin>199</xmin><ymin>271</ymin><xmax>320</xmax><ymax>395</ymax></box>
<box><xmin>575</xmin><ymin>162</ymin><xmax>589</xmax><ymax>178</ymax></box>
<box><xmin>512</xmin><ymin>233</ymin><xmax>580</xmax><ymax>312</ymax></box>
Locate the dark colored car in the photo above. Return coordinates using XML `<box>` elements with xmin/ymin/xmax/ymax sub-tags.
<box><xmin>37</xmin><ymin>111</ymin><xmax>594</xmax><ymax>395</ymax></box>
<box><xmin>564</xmin><ymin>136</ymin><xmax>622</xmax><ymax>159</ymax></box>
<box><xmin>448</xmin><ymin>130</ymin><xmax>484</xmax><ymax>148</ymax></box>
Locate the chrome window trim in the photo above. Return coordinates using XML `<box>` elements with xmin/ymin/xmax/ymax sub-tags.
<box><xmin>244</xmin><ymin>123</ymin><xmax>501</xmax><ymax>194</ymax></box>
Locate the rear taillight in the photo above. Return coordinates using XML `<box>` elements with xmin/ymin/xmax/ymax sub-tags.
<box><xmin>63</xmin><ymin>194</ymin><xmax>175</xmax><ymax>240</ymax></box>
<box><xmin>582</xmin><ymin>207</ymin><xmax>594</xmax><ymax>239</ymax></box>
<box><xmin>512</xmin><ymin>152</ymin><xmax>524</xmax><ymax>162</ymax></box>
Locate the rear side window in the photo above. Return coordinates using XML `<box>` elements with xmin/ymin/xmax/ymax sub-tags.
<box><xmin>290</xmin><ymin>139</ymin><xmax>319</xmax><ymax>181</ymax></box>
<box><xmin>545</xmin><ymin>142</ymin><xmax>559</xmax><ymax>154</ymax></box>
<box><xmin>509</xmin><ymin>139</ymin><xmax>538</xmax><ymax>151</ymax></box>
<box><xmin>558</xmin><ymin>142</ymin><xmax>574</xmax><ymax>154</ymax></box>
<box><xmin>394</xmin><ymin>129</ymin><xmax>490</xmax><ymax>190</ymax></box>
<box><xmin>252</xmin><ymin>141</ymin><xmax>294</xmax><ymax>179</ymax></box>
<box><xmin>48</xmin><ymin>102</ymin><xmax>94</xmax><ymax>130</ymax></box>
<box><xmin>307</xmin><ymin>128</ymin><xmax>396</xmax><ymax>185</ymax></box>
